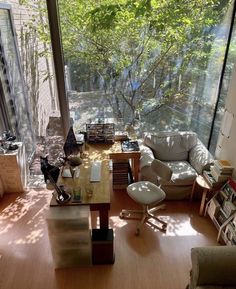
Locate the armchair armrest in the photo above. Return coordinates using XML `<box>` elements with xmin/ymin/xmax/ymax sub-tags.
<box><xmin>139</xmin><ymin>143</ymin><xmax>155</xmax><ymax>170</ymax></box>
<box><xmin>189</xmin><ymin>140</ymin><xmax>214</xmax><ymax>174</ymax></box>
<box><xmin>190</xmin><ymin>246</ymin><xmax>236</xmax><ymax>289</ymax></box>
<box><xmin>139</xmin><ymin>143</ymin><xmax>158</xmax><ymax>184</ymax></box>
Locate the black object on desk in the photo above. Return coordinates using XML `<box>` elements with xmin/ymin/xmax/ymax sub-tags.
<box><xmin>121</xmin><ymin>140</ymin><xmax>139</xmax><ymax>152</ymax></box>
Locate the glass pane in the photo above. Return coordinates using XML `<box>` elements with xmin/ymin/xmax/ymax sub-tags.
<box><xmin>58</xmin><ymin>1</ymin><xmax>233</xmax><ymax>148</ymax></box>
<box><xmin>209</xmin><ymin>11</ymin><xmax>236</xmax><ymax>154</ymax></box>
<box><xmin>0</xmin><ymin>8</ymin><xmax>35</xmax><ymax>157</ymax></box>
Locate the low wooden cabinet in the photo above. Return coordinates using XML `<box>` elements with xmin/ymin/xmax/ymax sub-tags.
<box><xmin>0</xmin><ymin>142</ymin><xmax>27</xmax><ymax>196</ymax></box>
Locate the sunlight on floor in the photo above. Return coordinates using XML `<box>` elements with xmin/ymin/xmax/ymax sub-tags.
<box><xmin>110</xmin><ymin>214</ymin><xmax>200</xmax><ymax>237</ymax></box>
<box><xmin>109</xmin><ymin>216</ymin><xmax>128</xmax><ymax>230</ymax></box>
<box><xmin>0</xmin><ymin>189</ymin><xmax>52</xmax><ymax>245</ymax></box>
<box><xmin>164</xmin><ymin>216</ymin><xmax>199</xmax><ymax>237</ymax></box>
<box><xmin>8</xmin><ymin>228</ymin><xmax>44</xmax><ymax>245</ymax></box>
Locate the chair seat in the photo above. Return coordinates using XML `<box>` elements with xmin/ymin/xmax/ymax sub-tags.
<box><xmin>127</xmin><ymin>181</ymin><xmax>165</xmax><ymax>206</ymax></box>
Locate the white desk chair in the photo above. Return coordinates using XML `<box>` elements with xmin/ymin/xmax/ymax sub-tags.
<box><xmin>120</xmin><ymin>159</ymin><xmax>172</xmax><ymax>235</ymax></box>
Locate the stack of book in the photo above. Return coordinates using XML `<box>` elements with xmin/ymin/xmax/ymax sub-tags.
<box><xmin>112</xmin><ymin>160</ymin><xmax>130</xmax><ymax>189</ymax></box>
<box><xmin>210</xmin><ymin>160</ymin><xmax>234</xmax><ymax>183</ymax></box>
<box><xmin>203</xmin><ymin>170</ymin><xmax>219</xmax><ymax>187</ymax></box>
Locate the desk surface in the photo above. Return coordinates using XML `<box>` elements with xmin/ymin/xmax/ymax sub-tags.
<box><xmin>50</xmin><ymin>143</ymin><xmax>115</xmax><ymax>207</ymax></box>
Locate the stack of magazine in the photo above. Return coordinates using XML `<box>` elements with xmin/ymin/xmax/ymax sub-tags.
<box><xmin>203</xmin><ymin>170</ymin><xmax>220</xmax><ymax>187</ymax></box>
<box><xmin>210</xmin><ymin>160</ymin><xmax>234</xmax><ymax>182</ymax></box>
<box><xmin>203</xmin><ymin>160</ymin><xmax>234</xmax><ymax>187</ymax></box>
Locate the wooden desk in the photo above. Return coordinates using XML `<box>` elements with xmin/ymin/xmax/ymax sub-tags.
<box><xmin>50</xmin><ymin>143</ymin><xmax>112</xmax><ymax>229</ymax></box>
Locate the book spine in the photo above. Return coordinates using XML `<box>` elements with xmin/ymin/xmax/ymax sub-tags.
<box><xmin>203</xmin><ymin>171</ymin><xmax>216</xmax><ymax>187</ymax></box>
<box><xmin>210</xmin><ymin>167</ymin><xmax>229</xmax><ymax>182</ymax></box>
<box><xmin>213</xmin><ymin>165</ymin><xmax>233</xmax><ymax>175</ymax></box>
<box><xmin>214</xmin><ymin>160</ymin><xmax>233</xmax><ymax>170</ymax></box>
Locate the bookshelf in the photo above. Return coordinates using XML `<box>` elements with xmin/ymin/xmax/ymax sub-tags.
<box><xmin>205</xmin><ymin>178</ymin><xmax>236</xmax><ymax>244</ymax></box>
<box><xmin>112</xmin><ymin>159</ymin><xmax>131</xmax><ymax>189</ymax></box>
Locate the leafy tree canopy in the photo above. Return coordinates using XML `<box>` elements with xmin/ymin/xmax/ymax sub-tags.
<box><xmin>58</xmin><ymin>0</ymin><xmax>232</xmax><ymax>122</ymax></box>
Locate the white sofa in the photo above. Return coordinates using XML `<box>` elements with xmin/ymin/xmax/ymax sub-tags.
<box><xmin>187</xmin><ymin>246</ymin><xmax>236</xmax><ymax>289</ymax></box>
<box><xmin>139</xmin><ymin>131</ymin><xmax>214</xmax><ymax>200</ymax></box>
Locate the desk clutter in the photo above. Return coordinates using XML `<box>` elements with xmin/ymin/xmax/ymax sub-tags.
<box><xmin>0</xmin><ymin>130</ymin><xmax>18</xmax><ymax>154</ymax></box>
<box><xmin>121</xmin><ymin>140</ymin><xmax>140</xmax><ymax>152</ymax></box>
<box><xmin>40</xmin><ymin>126</ymin><xmax>86</xmax><ymax>204</ymax></box>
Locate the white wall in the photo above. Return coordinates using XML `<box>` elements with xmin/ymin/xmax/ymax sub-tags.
<box><xmin>215</xmin><ymin>62</ymin><xmax>236</xmax><ymax>178</ymax></box>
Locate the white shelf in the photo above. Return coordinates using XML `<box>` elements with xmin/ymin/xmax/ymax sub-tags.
<box><xmin>0</xmin><ymin>142</ymin><xmax>27</xmax><ymax>195</ymax></box>
<box><xmin>205</xmin><ymin>180</ymin><xmax>236</xmax><ymax>244</ymax></box>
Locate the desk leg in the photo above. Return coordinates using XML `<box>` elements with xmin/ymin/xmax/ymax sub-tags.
<box><xmin>199</xmin><ymin>188</ymin><xmax>208</xmax><ymax>216</ymax></box>
<box><xmin>99</xmin><ymin>209</ymin><xmax>109</xmax><ymax>229</ymax></box>
<box><xmin>133</xmin><ymin>157</ymin><xmax>139</xmax><ymax>182</ymax></box>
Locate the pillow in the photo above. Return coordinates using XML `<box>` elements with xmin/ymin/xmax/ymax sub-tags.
<box><xmin>144</xmin><ymin>131</ymin><xmax>197</xmax><ymax>161</ymax></box>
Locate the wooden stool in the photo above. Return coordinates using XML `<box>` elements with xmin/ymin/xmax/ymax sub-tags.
<box><xmin>190</xmin><ymin>175</ymin><xmax>213</xmax><ymax>216</ymax></box>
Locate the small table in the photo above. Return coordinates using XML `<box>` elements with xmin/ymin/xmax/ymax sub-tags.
<box><xmin>190</xmin><ymin>175</ymin><xmax>219</xmax><ymax>216</ymax></box>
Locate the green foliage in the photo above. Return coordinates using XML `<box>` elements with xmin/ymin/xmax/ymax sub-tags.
<box><xmin>59</xmin><ymin>0</ymin><xmax>232</xmax><ymax>122</ymax></box>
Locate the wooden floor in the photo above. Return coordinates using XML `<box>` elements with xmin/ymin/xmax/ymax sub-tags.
<box><xmin>0</xmin><ymin>187</ymin><xmax>219</xmax><ymax>289</ymax></box>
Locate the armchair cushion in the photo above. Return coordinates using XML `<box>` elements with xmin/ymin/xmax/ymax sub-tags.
<box><xmin>144</xmin><ymin>131</ymin><xmax>197</xmax><ymax>161</ymax></box>
<box><xmin>160</xmin><ymin>161</ymin><xmax>197</xmax><ymax>186</ymax></box>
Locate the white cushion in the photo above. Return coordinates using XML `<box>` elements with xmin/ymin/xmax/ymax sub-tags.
<box><xmin>144</xmin><ymin>131</ymin><xmax>197</xmax><ymax>161</ymax></box>
<box><xmin>160</xmin><ymin>161</ymin><xmax>198</xmax><ymax>186</ymax></box>
<box><xmin>127</xmin><ymin>181</ymin><xmax>165</xmax><ymax>205</ymax></box>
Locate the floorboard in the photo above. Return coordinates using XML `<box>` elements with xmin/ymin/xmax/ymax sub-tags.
<box><xmin>0</xmin><ymin>187</ymin><xmax>218</xmax><ymax>289</ymax></box>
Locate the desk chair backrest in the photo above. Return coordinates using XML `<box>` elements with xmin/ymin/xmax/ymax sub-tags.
<box><xmin>151</xmin><ymin>159</ymin><xmax>172</xmax><ymax>182</ymax></box>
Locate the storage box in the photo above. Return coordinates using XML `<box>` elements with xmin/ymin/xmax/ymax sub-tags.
<box><xmin>92</xmin><ymin>229</ymin><xmax>115</xmax><ymax>264</ymax></box>
<box><xmin>46</xmin><ymin>206</ymin><xmax>92</xmax><ymax>268</ymax></box>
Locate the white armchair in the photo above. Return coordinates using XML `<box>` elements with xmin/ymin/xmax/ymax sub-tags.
<box><xmin>139</xmin><ymin>131</ymin><xmax>214</xmax><ymax>200</ymax></box>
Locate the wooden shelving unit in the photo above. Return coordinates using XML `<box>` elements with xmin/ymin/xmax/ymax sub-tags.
<box><xmin>205</xmin><ymin>178</ymin><xmax>236</xmax><ymax>245</ymax></box>
<box><xmin>112</xmin><ymin>160</ymin><xmax>130</xmax><ymax>189</ymax></box>
<box><xmin>86</xmin><ymin>123</ymin><xmax>115</xmax><ymax>144</ymax></box>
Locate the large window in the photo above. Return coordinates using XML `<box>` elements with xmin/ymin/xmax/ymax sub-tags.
<box><xmin>57</xmin><ymin>0</ymin><xmax>235</xmax><ymax>153</ymax></box>
<box><xmin>209</xmin><ymin>4</ymin><xmax>236</xmax><ymax>153</ymax></box>
<box><xmin>0</xmin><ymin>4</ymin><xmax>35</xmax><ymax>157</ymax></box>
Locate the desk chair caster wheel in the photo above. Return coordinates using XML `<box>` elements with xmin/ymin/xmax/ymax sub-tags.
<box><xmin>162</xmin><ymin>223</ymin><xmax>167</xmax><ymax>231</ymax></box>
<box><xmin>119</xmin><ymin>211</ymin><xmax>125</xmax><ymax>219</ymax></box>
